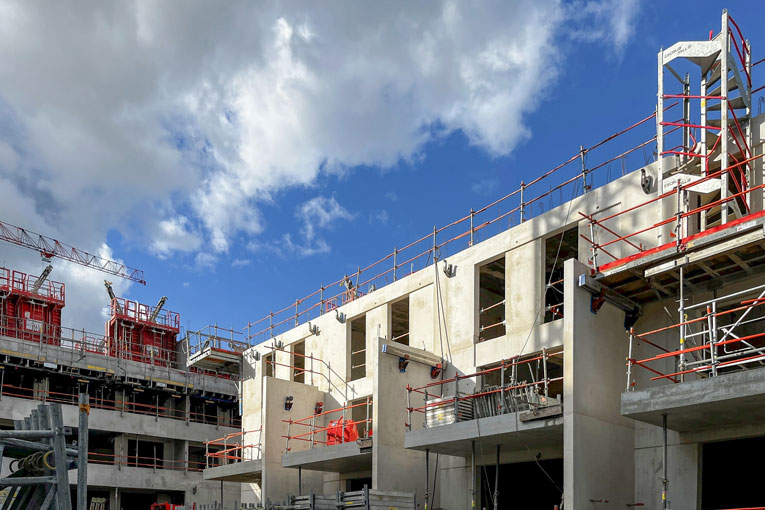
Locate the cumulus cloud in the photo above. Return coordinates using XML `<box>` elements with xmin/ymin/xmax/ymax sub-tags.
<box><xmin>248</xmin><ymin>196</ymin><xmax>354</xmax><ymax>257</ymax></box>
<box><xmin>150</xmin><ymin>216</ymin><xmax>202</xmax><ymax>258</ymax></box>
<box><xmin>0</xmin><ymin>0</ymin><xmax>642</xmax><ymax>267</ymax></box>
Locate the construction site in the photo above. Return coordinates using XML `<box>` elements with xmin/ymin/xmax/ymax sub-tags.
<box><xmin>2</xmin><ymin>7</ymin><xmax>765</xmax><ymax>510</ymax></box>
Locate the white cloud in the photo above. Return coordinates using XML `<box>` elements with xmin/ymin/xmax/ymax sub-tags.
<box><xmin>384</xmin><ymin>192</ymin><xmax>399</xmax><ymax>202</ymax></box>
<box><xmin>194</xmin><ymin>252</ymin><xmax>217</xmax><ymax>271</ymax></box>
<box><xmin>471</xmin><ymin>178</ymin><xmax>498</xmax><ymax>196</ymax></box>
<box><xmin>566</xmin><ymin>0</ymin><xmax>641</xmax><ymax>55</ymax></box>
<box><xmin>370</xmin><ymin>209</ymin><xmax>389</xmax><ymax>225</ymax></box>
<box><xmin>231</xmin><ymin>258</ymin><xmax>251</xmax><ymax>267</ymax></box>
<box><xmin>0</xmin><ymin>0</ymin><xmax>642</xmax><ymax>266</ymax></box>
<box><xmin>248</xmin><ymin>196</ymin><xmax>354</xmax><ymax>257</ymax></box>
<box><xmin>150</xmin><ymin>215</ymin><xmax>202</xmax><ymax>258</ymax></box>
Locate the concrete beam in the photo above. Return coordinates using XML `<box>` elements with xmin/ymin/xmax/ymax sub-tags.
<box><xmin>404</xmin><ymin>412</ymin><xmax>563</xmax><ymax>457</ymax></box>
<box><xmin>622</xmin><ymin>368</ymin><xmax>765</xmax><ymax>431</ymax></box>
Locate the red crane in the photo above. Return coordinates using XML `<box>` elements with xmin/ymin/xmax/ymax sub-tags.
<box><xmin>0</xmin><ymin>219</ymin><xmax>146</xmax><ymax>285</ymax></box>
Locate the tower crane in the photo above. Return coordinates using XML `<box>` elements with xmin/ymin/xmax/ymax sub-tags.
<box><xmin>0</xmin><ymin>219</ymin><xmax>146</xmax><ymax>285</ymax></box>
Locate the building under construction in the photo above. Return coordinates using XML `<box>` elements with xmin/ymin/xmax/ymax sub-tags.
<box><xmin>199</xmin><ymin>9</ymin><xmax>765</xmax><ymax>510</ymax></box>
<box><xmin>0</xmin><ymin>263</ymin><xmax>245</xmax><ymax>508</ymax></box>
<box><xmin>2</xmin><ymin>7</ymin><xmax>764</xmax><ymax>510</ymax></box>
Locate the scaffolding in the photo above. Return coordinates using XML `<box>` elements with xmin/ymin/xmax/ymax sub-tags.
<box><xmin>405</xmin><ymin>350</ymin><xmax>563</xmax><ymax>431</ymax></box>
<box><xmin>627</xmin><ymin>282</ymin><xmax>765</xmax><ymax>389</ymax></box>
<box><xmin>185</xmin><ymin>325</ymin><xmax>247</xmax><ymax>373</ymax></box>
<box><xmin>582</xmin><ymin>10</ymin><xmax>764</xmax><ymax>283</ymax></box>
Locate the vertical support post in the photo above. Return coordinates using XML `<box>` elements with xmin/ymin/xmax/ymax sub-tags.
<box><xmin>710</xmin><ymin>302</ymin><xmax>718</xmax><ymax>377</ymax></box>
<box><xmin>745</xmin><ymin>38</ymin><xmax>752</xmax><ymax>210</ymax></box>
<box><xmin>721</xmin><ymin>9</ymin><xmax>730</xmax><ymax>225</ymax></box>
<box><xmin>580</xmin><ymin>145</ymin><xmax>589</xmax><ymax>193</ymax></box>
<box><xmin>542</xmin><ymin>349</ymin><xmax>549</xmax><ymax>400</ymax></box>
<box><xmin>320</xmin><ymin>285</ymin><xmax>324</xmax><ymax>315</ymax></box>
<box><xmin>432</xmin><ymin>226</ymin><xmax>437</xmax><ymax>263</ymax></box>
<box><xmin>678</xmin><ymin>267</ymin><xmax>686</xmax><ymax>381</ymax></box>
<box><xmin>453</xmin><ymin>375</ymin><xmax>459</xmax><ymax>422</ymax></box>
<box><xmin>627</xmin><ymin>328</ymin><xmax>634</xmax><ymax>391</ymax></box>
<box><xmin>269</xmin><ymin>311</ymin><xmax>274</xmax><ymax>338</ymax></box>
<box><xmin>519</xmin><ymin>181</ymin><xmax>526</xmax><ymax>223</ymax></box>
<box><xmin>298</xmin><ymin>466</ymin><xmax>303</xmax><ymax>495</ymax></box>
<box><xmin>50</xmin><ymin>404</ymin><xmax>72</xmax><ymax>510</ymax></box>
<box><xmin>425</xmin><ymin>448</ymin><xmax>430</xmax><ymax>510</ymax></box>
<box><xmin>77</xmin><ymin>393</ymin><xmax>89</xmax><ymax>510</ymax></box>
<box><xmin>662</xmin><ymin>414</ymin><xmax>669</xmax><ymax>509</ymax></box>
<box><xmin>657</xmin><ymin>46</ymin><xmax>665</xmax><ymax>243</ymax></box>
<box><xmin>295</xmin><ymin>300</ymin><xmax>299</xmax><ymax>327</ymax></box>
<box><xmin>471</xmin><ymin>441</ymin><xmax>476</xmax><ymax>510</ymax></box>
<box><xmin>683</xmin><ymin>73</ymin><xmax>690</xmax><ymax>164</ymax></box>
<box><xmin>365</xmin><ymin>396</ymin><xmax>370</xmax><ymax>439</ymax></box>
<box><xmin>589</xmin><ymin>221</ymin><xmax>599</xmax><ymax>273</ymax></box>
<box><xmin>220</xmin><ymin>480</ymin><xmax>224</xmax><ymax>509</ymax></box>
<box><xmin>493</xmin><ymin>444</ymin><xmax>500</xmax><ymax>510</ymax></box>
<box><xmin>469</xmin><ymin>209</ymin><xmax>475</xmax><ymax>246</ymax></box>
<box><xmin>499</xmin><ymin>362</ymin><xmax>505</xmax><ymax>414</ymax></box>
<box><xmin>310</xmin><ymin>415</ymin><xmax>315</xmax><ymax>449</ymax></box>
<box><xmin>406</xmin><ymin>386</ymin><xmax>412</xmax><ymax>432</ymax></box>
<box><xmin>393</xmin><ymin>247</ymin><xmax>398</xmax><ymax>282</ymax></box>
<box><xmin>424</xmin><ymin>389</ymin><xmax>429</xmax><ymax>428</ymax></box>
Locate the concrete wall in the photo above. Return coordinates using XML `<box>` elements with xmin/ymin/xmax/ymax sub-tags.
<box><xmin>563</xmin><ymin>258</ymin><xmax>635</xmax><ymax>508</ymax></box>
<box><xmin>262</xmin><ymin>376</ymin><xmax>324</xmax><ymax>501</ymax></box>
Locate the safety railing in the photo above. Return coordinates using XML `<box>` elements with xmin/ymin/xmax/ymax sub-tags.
<box><xmin>581</xmin><ymin>153</ymin><xmax>764</xmax><ymax>276</ymax></box>
<box><xmin>110</xmin><ymin>297</ymin><xmax>180</xmax><ymax>331</ymax></box>
<box><xmin>0</xmin><ymin>313</ymin><xmax>183</xmax><ymax>366</ymax></box>
<box><xmin>88</xmin><ymin>451</ymin><xmax>207</xmax><ymax>472</ymax></box>
<box><xmin>243</xmin><ymin>105</ymin><xmax>682</xmax><ymax>344</ymax></box>
<box><xmin>264</xmin><ymin>345</ymin><xmax>353</xmax><ymax>400</ymax></box>
<box><xmin>0</xmin><ymin>382</ymin><xmax>241</xmax><ymax>428</ymax></box>
<box><xmin>626</xmin><ymin>283</ymin><xmax>765</xmax><ymax>390</ymax></box>
<box><xmin>405</xmin><ymin>350</ymin><xmax>563</xmax><ymax>431</ymax></box>
<box><xmin>205</xmin><ymin>429</ymin><xmax>262</xmax><ymax>467</ymax></box>
<box><xmin>185</xmin><ymin>325</ymin><xmax>248</xmax><ymax>358</ymax></box>
<box><xmin>0</xmin><ymin>266</ymin><xmax>65</xmax><ymax>304</ymax></box>
<box><xmin>283</xmin><ymin>397</ymin><xmax>373</xmax><ymax>452</ymax></box>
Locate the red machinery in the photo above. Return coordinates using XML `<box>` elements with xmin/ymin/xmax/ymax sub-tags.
<box><xmin>104</xmin><ymin>283</ymin><xmax>180</xmax><ymax>367</ymax></box>
<box><xmin>326</xmin><ymin>417</ymin><xmax>359</xmax><ymax>445</ymax></box>
<box><xmin>0</xmin><ymin>265</ymin><xmax>64</xmax><ymax>344</ymax></box>
<box><xmin>150</xmin><ymin>504</ymin><xmax>183</xmax><ymax>510</ymax></box>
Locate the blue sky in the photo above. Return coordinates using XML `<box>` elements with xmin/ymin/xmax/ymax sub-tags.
<box><xmin>1</xmin><ymin>1</ymin><xmax>763</xmax><ymax>339</ymax></box>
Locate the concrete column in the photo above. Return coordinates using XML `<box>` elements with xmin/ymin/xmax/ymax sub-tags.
<box><xmin>109</xmin><ymin>487</ymin><xmax>120</xmax><ymax>510</ymax></box>
<box><xmin>563</xmin><ymin>258</ymin><xmax>635</xmax><ymax>508</ymax></box>
<box><xmin>371</xmin><ymin>335</ymin><xmax>432</xmax><ymax>508</ymax></box>
<box><xmin>505</xmin><ymin>240</ymin><xmax>542</xmax><ymax>337</ymax></box>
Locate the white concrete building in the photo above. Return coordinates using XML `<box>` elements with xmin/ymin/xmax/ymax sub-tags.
<box><xmin>208</xmin><ymin>10</ymin><xmax>765</xmax><ymax>509</ymax></box>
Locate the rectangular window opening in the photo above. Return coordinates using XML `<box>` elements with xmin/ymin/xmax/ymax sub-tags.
<box><xmin>127</xmin><ymin>438</ymin><xmax>164</xmax><ymax>469</ymax></box>
<box><xmin>391</xmin><ymin>297</ymin><xmax>410</xmax><ymax>345</ymax></box>
<box><xmin>349</xmin><ymin>315</ymin><xmax>366</xmax><ymax>381</ymax></box>
<box><xmin>292</xmin><ymin>341</ymin><xmax>305</xmax><ymax>383</ymax></box>
<box><xmin>544</xmin><ymin>227</ymin><xmax>578</xmax><ymax>323</ymax></box>
<box><xmin>263</xmin><ymin>352</ymin><xmax>274</xmax><ymax>378</ymax></box>
<box><xmin>478</xmin><ymin>258</ymin><xmax>506</xmax><ymax>342</ymax></box>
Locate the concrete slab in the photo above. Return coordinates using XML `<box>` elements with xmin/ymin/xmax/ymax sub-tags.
<box><xmin>621</xmin><ymin>368</ymin><xmax>765</xmax><ymax>431</ymax></box>
<box><xmin>403</xmin><ymin>411</ymin><xmax>564</xmax><ymax>457</ymax></box>
<box><xmin>281</xmin><ymin>440</ymin><xmax>372</xmax><ymax>472</ymax></box>
<box><xmin>203</xmin><ymin>459</ymin><xmax>263</xmax><ymax>483</ymax></box>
